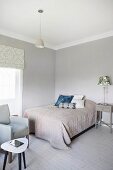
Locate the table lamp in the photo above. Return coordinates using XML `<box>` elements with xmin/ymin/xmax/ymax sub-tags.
<box><xmin>98</xmin><ymin>76</ymin><xmax>111</xmax><ymax>105</ymax></box>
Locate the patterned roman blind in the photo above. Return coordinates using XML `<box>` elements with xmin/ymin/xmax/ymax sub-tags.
<box><xmin>0</xmin><ymin>45</ymin><xmax>24</xmax><ymax>69</ymax></box>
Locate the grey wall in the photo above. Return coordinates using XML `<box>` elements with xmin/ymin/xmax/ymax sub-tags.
<box><xmin>1</xmin><ymin>33</ymin><xmax>113</xmax><ymax>122</ymax></box>
<box><xmin>55</xmin><ymin>37</ymin><xmax>113</xmax><ymax>106</ymax></box>
<box><xmin>0</xmin><ymin>34</ymin><xmax>55</xmax><ymax>111</ymax></box>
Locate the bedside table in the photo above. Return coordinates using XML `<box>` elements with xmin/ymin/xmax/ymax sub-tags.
<box><xmin>95</xmin><ymin>104</ymin><xmax>113</xmax><ymax>133</ymax></box>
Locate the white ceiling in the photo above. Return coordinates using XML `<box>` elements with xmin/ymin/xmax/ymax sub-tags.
<box><xmin>0</xmin><ymin>0</ymin><xmax>113</xmax><ymax>50</ymax></box>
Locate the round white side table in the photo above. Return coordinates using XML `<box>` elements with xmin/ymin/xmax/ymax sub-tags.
<box><xmin>1</xmin><ymin>138</ymin><xmax>28</xmax><ymax>170</ymax></box>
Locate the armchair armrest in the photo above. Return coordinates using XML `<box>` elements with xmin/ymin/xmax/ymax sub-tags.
<box><xmin>0</xmin><ymin>124</ymin><xmax>12</xmax><ymax>144</ymax></box>
<box><xmin>10</xmin><ymin>116</ymin><xmax>29</xmax><ymax>127</ymax></box>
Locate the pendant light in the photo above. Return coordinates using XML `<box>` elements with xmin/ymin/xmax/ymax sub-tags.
<box><xmin>35</xmin><ymin>9</ymin><xmax>44</xmax><ymax>48</ymax></box>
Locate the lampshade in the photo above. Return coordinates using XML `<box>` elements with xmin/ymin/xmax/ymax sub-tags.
<box><xmin>35</xmin><ymin>39</ymin><xmax>44</xmax><ymax>48</ymax></box>
<box><xmin>98</xmin><ymin>76</ymin><xmax>111</xmax><ymax>86</ymax></box>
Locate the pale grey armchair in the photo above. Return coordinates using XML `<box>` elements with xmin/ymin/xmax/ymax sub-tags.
<box><xmin>0</xmin><ymin>104</ymin><xmax>29</xmax><ymax>162</ymax></box>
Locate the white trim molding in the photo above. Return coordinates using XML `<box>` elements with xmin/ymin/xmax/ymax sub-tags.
<box><xmin>55</xmin><ymin>31</ymin><xmax>113</xmax><ymax>50</ymax></box>
<box><xmin>0</xmin><ymin>29</ymin><xmax>113</xmax><ymax>50</ymax></box>
<box><xmin>0</xmin><ymin>29</ymin><xmax>56</xmax><ymax>50</ymax></box>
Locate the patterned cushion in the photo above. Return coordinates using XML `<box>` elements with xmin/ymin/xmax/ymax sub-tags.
<box><xmin>68</xmin><ymin>103</ymin><xmax>76</xmax><ymax>109</ymax></box>
<box><xmin>59</xmin><ymin>102</ymin><xmax>76</xmax><ymax>109</ymax></box>
<box><xmin>55</xmin><ymin>95</ymin><xmax>74</xmax><ymax>106</ymax></box>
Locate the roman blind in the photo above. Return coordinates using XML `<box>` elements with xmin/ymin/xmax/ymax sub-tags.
<box><xmin>0</xmin><ymin>45</ymin><xmax>24</xmax><ymax>69</ymax></box>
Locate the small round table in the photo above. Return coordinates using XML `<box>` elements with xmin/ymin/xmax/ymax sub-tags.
<box><xmin>1</xmin><ymin>138</ymin><xmax>28</xmax><ymax>170</ymax></box>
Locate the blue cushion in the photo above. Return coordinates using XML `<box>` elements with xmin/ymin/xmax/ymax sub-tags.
<box><xmin>55</xmin><ymin>95</ymin><xmax>74</xmax><ymax>106</ymax></box>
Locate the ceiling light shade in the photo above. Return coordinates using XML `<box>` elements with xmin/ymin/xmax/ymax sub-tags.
<box><xmin>35</xmin><ymin>38</ymin><xmax>44</xmax><ymax>48</ymax></box>
<box><xmin>35</xmin><ymin>9</ymin><xmax>44</xmax><ymax>48</ymax></box>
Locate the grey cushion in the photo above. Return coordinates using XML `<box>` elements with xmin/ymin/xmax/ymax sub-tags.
<box><xmin>10</xmin><ymin>123</ymin><xmax>29</xmax><ymax>139</ymax></box>
<box><xmin>0</xmin><ymin>105</ymin><xmax>10</xmax><ymax>124</ymax></box>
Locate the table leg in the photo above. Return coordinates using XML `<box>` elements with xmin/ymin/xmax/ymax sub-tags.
<box><xmin>18</xmin><ymin>153</ymin><xmax>22</xmax><ymax>170</ymax></box>
<box><xmin>110</xmin><ymin>111</ymin><xmax>112</xmax><ymax>133</ymax></box>
<box><xmin>22</xmin><ymin>152</ymin><xmax>26</xmax><ymax>169</ymax></box>
<box><xmin>95</xmin><ymin>111</ymin><xmax>98</xmax><ymax>128</ymax></box>
<box><xmin>3</xmin><ymin>151</ymin><xmax>8</xmax><ymax>170</ymax></box>
<box><xmin>26</xmin><ymin>135</ymin><xmax>29</xmax><ymax>148</ymax></box>
<box><xmin>8</xmin><ymin>152</ymin><xmax>12</xmax><ymax>163</ymax></box>
<box><xmin>99</xmin><ymin>111</ymin><xmax>102</xmax><ymax>126</ymax></box>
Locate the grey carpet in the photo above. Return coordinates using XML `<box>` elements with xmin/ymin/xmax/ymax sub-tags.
<box><xmin>0</xmin><ymin>126</ymin><xmax>113</xmax><ymax>170</ymax></box>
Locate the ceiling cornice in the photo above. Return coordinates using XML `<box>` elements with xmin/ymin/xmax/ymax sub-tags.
<box><xmin>0</xmin><ymin>28</ymin><xmax>35</xmax><ymax>44</ymax></box>
<box><xmin>54</xmin><ymin>31</ymin><xmax>113</xmax><ymax>50</ymax></box>
<box><xmin>0</xmin><ymin>29</ymin><xmax>56</xmax><ymax>50</ymax></box>
<box><xmin>0</xmin><ymin>29</ymin><xmax>113</xmax><ymax>51</ymax></box>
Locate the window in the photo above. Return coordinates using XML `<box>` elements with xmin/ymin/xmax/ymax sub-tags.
<box><xmin>0</xmin><ymin>67</ymin><xmax>23</xmax><ymax>115</ymax></box>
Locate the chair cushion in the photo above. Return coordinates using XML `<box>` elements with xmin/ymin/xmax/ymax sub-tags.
<box><xmin>10</xmin><ymin>123</ymin><xmax>29</xmax><ymax>139</ymax></box>
<box><xmin>0</xmin><ymin>105</ymin><xmax>10</xmax><ymax>124</ymax></box>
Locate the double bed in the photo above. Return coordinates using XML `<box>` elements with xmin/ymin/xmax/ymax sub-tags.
<box><xmin>24</xmin><ymin>99</ymin><xmax>96</xmax><ymax>149</ymax></box>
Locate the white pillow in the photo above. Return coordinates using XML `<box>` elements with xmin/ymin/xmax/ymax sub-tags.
<box><xmin>74</xmin><ymin>99</ymin><xmax>85</xmax><ymax>108</ymax></box>
<box><xmin>71</xmin><ymin>94</ymin><xmax>84</xmax><ymax>103</ymax></box>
